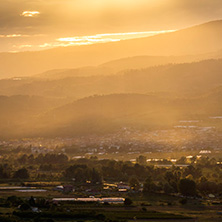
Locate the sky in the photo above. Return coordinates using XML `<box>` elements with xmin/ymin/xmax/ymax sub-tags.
<box><xmin>1</xmin><ymin>0</ymin><xmax>222</xmax><ymax>52</ymax></box>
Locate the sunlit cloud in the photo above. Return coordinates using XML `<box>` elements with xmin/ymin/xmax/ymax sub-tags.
<box><xmin>57</xmin><ymin>30</ymin><xmax>175</xmax><ymax>45</ymax></box>
<box><xmin>0</xmin><ymin>34</ymin><xmax>29</xmax><ymax>38</ymax></box>
<box><xmin>9</xmin><ymin>51</ymin><xmax>19</xmax><ymax>53</ymax></box>
<box><xmin>13</xmin><ymin>30</ymin><xmax>176</xmax><ymax>51</ymax></box>
<box><xmin>57</xmin><ymin>37</ymin><xmax>120</xmax><ymax>45</ymax></box>
<box><xmin>39</xmin><ymin>42</ymin><xmax>93</xmax><ymax>48</ymax></box>
<box><xmin>16</xmin><ymin>45</ymin><xmax>33</xmax><ymax>49</ymax></box>
<box><xmin>95</xmin><ymin>30</ymin><xmax>175</xmax><ymax>38</ymax></box>
<box><xmin>13</xmin><ymin>42</ymin><xmax>92</xmax><ymax>51</ymax></box>
<box><xmin>39</xmin><ymin>43</ymin><xmax>51</xmax><ymax>48</ymax></box>
<box><xmin>21</xmin><ymin>11</ymin><xmax>40</xmax><ymax>17</ymax></box>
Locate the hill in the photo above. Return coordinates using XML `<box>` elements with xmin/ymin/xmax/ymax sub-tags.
<box><xmin>1</xmin><ymin>85</ymin><xmax>222</xmax><ymax>138</ymax></box>
<box><xmin>34</xmin><ymin>66</ymin><xmax>116</xmax><ymax>80</ymax></box>
<box><xmin>99</xmin><ymin>51</ymin><xmax>222</xmax><ymax>73</ymax></box>
<box><xmin>0</xmin><ymin>88</ymin><xmax>221</xmax><ymax>138</ymax></box>
<box><xmin>0</xmin><ymin>95</ymin><xmax>66</xmax><ymax>138</ymax></box>
<box><xmin>35</xmin><ymin>52</ymin><xmax>220</xmax><ymax>80</ymax></box>
<box><xmin>1</xmin><ymin>20</ymin><xmax>222</xmax><ymax>78</ymax></box>
<box><xmin>1</xmin><ymin>59</ymin><xmax>222</xmax><ymax>99</ymax></box>
<box><xmin>27</xmin><ymin>89</ymin><xmax>222</xmax><ymax>137</ymax></box>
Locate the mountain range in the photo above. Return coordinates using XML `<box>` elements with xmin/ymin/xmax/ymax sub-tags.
<box><xmin>1</xmin><ymin>20</ymin><xmax>222</xmax><ymax>138</ymax></box>
<box><xmin>1</xmin><ymin>20</ymin><xmax>222</xmax><ymax>78</ymax></box>
<box><xmin>1</xmin><ymin>59</ymin><xmax>222</xmax><ymax>99</ymax></box>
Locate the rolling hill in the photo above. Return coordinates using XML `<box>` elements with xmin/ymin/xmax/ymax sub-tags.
<box><xmin>1</xmin><ymin>20</ymin><xmax>222</xmax><ymax>78</ymax></box>
<box><xmin>1</xmin><ymin>87</ymin><xmax>222</xmax><ymax>139</ymax></box>
<box><xmin>24</xmin><ymin>90</ymin><xmax>222</xmax><ymax>138</ymax></box>
<box><xmin>0</xmin><ymin>95</ymin><xmax>66</xmax><ymax>138</ymax></box>
<box><xmin>1</xmin><ymin>59</ymin><xmax>222</xmax><ymax>99</ymax></box>
<box><xmin>99</xmin><ymin>51</ymin><xmax>222</xmax><ymax>73</ymax></box>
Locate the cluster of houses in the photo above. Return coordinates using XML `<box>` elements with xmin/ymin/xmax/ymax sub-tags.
<box><xmin>104</xmin><ymin>182</ymin><xmax>131</xmax><ymax>192</ymax></box>
<box><xmin>1</xmin><ymin>121</ymin><xmax>222</xmax><ymax>157</ymax></box>
<box><xmin>53</xmin><ymin>182</ymin><xmax>136</xmax><ymax>195</ymax></box>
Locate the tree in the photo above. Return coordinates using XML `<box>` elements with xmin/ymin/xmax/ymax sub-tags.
<box><xmin>179</xmin><ymin>198</ymin><xmax>187</xmax><ymax>205</ymax></box>
<box><xmin>163</xmin><ymin>183</ymin><xmax>174</xmax><ymax>194</ymax></box>
<box><xmin>29</xmin><ymin>196</ymin><xmax>35</xmax><ymax>207</ymax></box>
<box><xmin>183</xmin><ymin>165</ymin><xmax>202</xmax><ymax>179</ymax></box>
<box><xmin>74</xmin><ymin>167</ymin><xmax>85</xmax><ymax>182</ymax></box>
<box><xmin>179</xmin><ymin>178</ymin><xmax>196</xmax><ymax>196</ymax></box>
<box><xmin>176</xmin><ymin>156</ymin><xmax>187</xmax><ymax>164</ymax></box>
<box><xmin>124</xmin><ymin>198</ymin><xmax>133</xmax><ymax>206</ymax></box>
<box><xmin>91</xmin><ymin>168</ymin><xmax>102</xmax><ymax>184</ymax></box>
<box><xmin>164</xmin><ymin>171</ymin><xmax>181</xmax><ymax>193</ymax></box>
<box><xmin>0</xmin><ymin>165</ymin><xmax>10</xmax><ymax>178</ymax></box>
<box><xmin>19</xmin><ymin>203</ymin><xmax>31</xmax><ymax>211</ymax></box>
<box><xmin>18</xmin><ymin>154</ymin><xmax>28</xmax><ymax>164</ymax></box>
<box><xmin>136</xmin><ymin>155</ymin><xmax>147</xmax><ymax>165</ymax></box>
<box><xmin>13</xmin><ymin>168</ymin><xmax>29</xmax><ymax>179</ymax></box>
<box><xmin>7</xmin><ymin>196</ymin><xmax>22</xmax><ymax>207</ymax></box>
<box><xmin>143</xmin><ymin>176</ymin><xmax>158</xmax><ymax>194</ymax></box>
<box><xmin>198</xmin><ymin>180</ymin><xmax>218</xmax><ymax>195</ymax></box>
<box><xmin>129</xmin><ymin>177</ymin><xmax>140</xmax><ymax>190</ymax></box>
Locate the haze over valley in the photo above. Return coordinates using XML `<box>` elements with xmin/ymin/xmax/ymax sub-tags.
<box><xmin>1</xmin><ymin>2</ymin><xmax>222</xmax><ymax>221</ymax></box>
<box><xmin>0</xmin><ymin>19</ymin><xmax>221</xmax><ymax>141</ymax></box>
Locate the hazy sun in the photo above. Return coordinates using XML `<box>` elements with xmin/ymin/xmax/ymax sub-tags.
<box><xmin>21</xmin><ymin>11</ymin><xmax>40</xmax><ymax>17</ymax></box>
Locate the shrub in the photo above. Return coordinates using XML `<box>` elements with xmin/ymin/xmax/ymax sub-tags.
<box><xmin>124</xmin><ymin>198</ymin><xmax>133</xmax><ymax>206</ymax></box>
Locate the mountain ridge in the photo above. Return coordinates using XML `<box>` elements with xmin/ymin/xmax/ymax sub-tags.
<box><xmin>1</xmin><ymin>20</ymin><xmax>222</xmax><ymax>78</ymax></box>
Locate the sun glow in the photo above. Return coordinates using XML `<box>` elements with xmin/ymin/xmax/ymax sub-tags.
<box><xmin>0</xmin><ymin>34</ymin><xmax>29</xmax><ymax>38</ymax></box>
<box><xmin>21</xmin><ymin>11</ymin><xmax>40</xmax><ymax>17</ymax></box>
<box><xmin>11</xmin><ymin>30</ymin><xmax>176</xmax><ymax>51</ymax></box>
<box><xmin>57</xmin><ymin>30</ymin><xmax>175</xmax><ymax>45</ymax></box>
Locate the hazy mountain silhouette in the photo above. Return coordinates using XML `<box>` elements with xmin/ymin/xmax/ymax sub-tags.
<box><xmin>1</xmin><ymin>59</ymin><xmax>222</xmax><ymax>99</ymax></box>
<box><xmin>26</xmin><ymin>89</ymin><xmax>222</xmax><ymax>137</ymax></box>
<box><xmin>34</xmin><ymin>66</ymin><xmax>116</xmax><ymax>80</ymax></box>
<box><xmin>35</xmin><ymin>53</ymin><xmax>220</xmax><ymax>80</ymax></box>
<box><xmin>1</xmin><ymin>20</ymin><xmax>222</xmax><ymax>78</ymax></box>
<box><xmin>99</xmin><ymin>53</ymin><xmax>221</xmax><ymax>73</ymax></box>
<box><xmin>0</xmin><ymin>95</ymin><xmax>66</xmax><ymax>138</ymax></box>
<box><xmin>1</xmin><ymin>85</ymin><xmax>222</xmax><ymax>139</ymax></box>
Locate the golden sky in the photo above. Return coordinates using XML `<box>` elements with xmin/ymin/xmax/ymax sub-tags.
<box><xmin>1</xmin><ymin>0</ymin><xmax>222</xmax><ymax>52</ymax></box>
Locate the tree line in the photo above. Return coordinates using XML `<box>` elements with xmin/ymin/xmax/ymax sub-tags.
<box><xmin>0</xmin><ymin>154</ymin><xmax>222</xmax><ymax>196</ymax></box>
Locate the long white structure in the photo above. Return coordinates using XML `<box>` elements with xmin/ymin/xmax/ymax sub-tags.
<box><xmin>52</xmin><ymin>197</ymin><xmax>125</xmax><ymax>204</ymax></box>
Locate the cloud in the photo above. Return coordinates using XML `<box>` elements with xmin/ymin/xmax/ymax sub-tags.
<box><xmin>21</xmin><ymin>11</ymin><xmax>40</xmax><ymax>17</ymax></box>
<box><xmin>12</xmin><ymin>30</ymin><xmax>175</xmax><ymax>51</ymax></box>
<box><xmin>10</xmin><ymin>30</ymin><xmax>175</xmax><ymax>51</ymax></box>
<box><xmin>0</xmin><ymin>34</ymin><xmax>29</xmax><ymax>38</ymax></box>
<box><xmin>16</xmin><ymin>44</ymin><xmax>33</xmax><ymax>49</ymax></box>
<box><xmin>57</xmin><ymin>30</ymin><xmax>175</xmax><ymax>45</ymax></box>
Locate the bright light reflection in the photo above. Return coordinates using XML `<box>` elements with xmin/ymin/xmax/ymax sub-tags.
<box><xmin>13</xmin><ymin>30</ymin><xmax>176</xmax><ymax>51</ymax></box>
<box><xmin>57</xmin><ymin>30</ymin><xmax>175</xmax><ymax>45</ymax></box>
<box><xmin>22</xmin><ymin>11</ymin><xmax>40</xmax><ymax>17</ymax></box>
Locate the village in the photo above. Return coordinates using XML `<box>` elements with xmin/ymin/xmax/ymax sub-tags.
<box><xmin>0</xmin><ymin>119</ymin><xmax>222</xmax><ymax>221</ymax></box>
<box><xmin>1</xmin><ymin>117</ymin><xmax>222</xmax><ymax>163</ymax></box>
